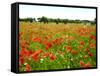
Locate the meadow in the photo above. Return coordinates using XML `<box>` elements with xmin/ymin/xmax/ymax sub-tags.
<box><xmin>19</xmin><ymin>22</ymin><xmax>96</xmax><ymax>72</ymax></box>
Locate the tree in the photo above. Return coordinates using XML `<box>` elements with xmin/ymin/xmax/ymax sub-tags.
<box><xmin>90</xmin><ymin>18</ymin><xmax>96</xmax><ymax>25</ymax></box>
<box><xmin>54</xmin><ymin>19</ymin><xmax>59</xmax><ymax>24</ymax></box>
<box><xmin>74</xmin><ymin>19</ymin><xmax>81</xmax><ymax>23</ymax></box>
<box><xmin>62</xmin><ymin>19</ymin><xmax>68</xmax><ymax>24</ymax></box>
<box><xmin>37</xmin><ymin>16</ymin><xmax>48</xmax><ymax>23</ymax></box>
<box><xmin>19</xmin><ymin>18</ymin><xmax>36</xmax><ymax>23</ymax></box>
<box><xmin>33</xmin><ymin>18</ymin><xmax>36</xmax><ymax>22</ymax></box>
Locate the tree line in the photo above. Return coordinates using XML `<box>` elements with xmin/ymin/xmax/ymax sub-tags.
<box><xmin>19</xmin><ymin>16</ymin><xmax>96</xmax><ymax>25</ymax></box>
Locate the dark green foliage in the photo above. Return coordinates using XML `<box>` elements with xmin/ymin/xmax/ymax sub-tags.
<box><xmin>19</xmin><ymin>16</ymin><xmax>96</xmax><ymax>25</ymax></box>
<box><xmin>37</xmin><ymin>16</ymin><xmax>48</xmax><ymax>23</ymax></box>
<box><xmin>19</xmin><ymin>18</ymin><xmax>36</xmax><ymax>23</ymax></box>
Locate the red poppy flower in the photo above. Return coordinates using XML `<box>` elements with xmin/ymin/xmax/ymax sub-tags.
<box><xmin>71</xmin><ymin>50</ymin><xmax>78</xmax><ymax>55</ymax></box>
<box><xmin>90</xmin><ymin>35</ymin><xmax>96</xmax><ymax>40</ymax></box>
<box><xmin>84</xmin><ymin>62</ymin><xmax>92</xmax><ymax>68</ymax></box>
<box><xmin>45</xmin><ymin>46</ymin><xmax>49</xmax><ymax>50</ymax></box>
<box><xmin>32</xmin><ymin>49</ymin><xmax>42</xmax><ymax>61</ymax></box>
<box><xmin>78</xmin><ymin>45</ymin><xmax>83</xmax><ymax>49</ymax></box>
<box><xmin>49</xmin><ymin>53</ymin><xmax>56</xmax><ymax>60</ymax></box>
<box><xmin>89</xmin><ymin>43</ymin><xmax>95</xmax><ymax>49</ymax></box>
<box><xmin>46</xmin><ymin>42</ymin><xmax>52</xmax><ymax>48</ymax></box>
<box><xmin>79</xmin><ymin>60</ymin><xmax>85</xmax><ymax>67</ymax></box>
<box><xmin>20</xmin><ymin>40</ymin><xmax>27</xmax><ymax>48</ymax></box>
<box><xmin>32</xmin><ymin>55</ymin><xmax>39</xmax><ymax>62</ymax></box>
<box><xmin>80</xmin><ymin>41</ymin><xmax>85</xmax><ymax>45</ymax></box>
<box><xmin>20</xmin><ymin>48</ymin><xmax>33</xmax><ymax>59</ymax></box>
<box><xmin>26</xmin><ymin>50</ymin><xmax>33</xmax><ymax>58</ymax></box>
<box><xmin>52</xmin><ymin>38</ymin><xmax>63</xmax><ymax>45</ymax></box>
<box><xmin>19</xmin><ymin>57</ymin><xmax>24</xmax><ymax>65</ymax></box>
<box><xmin>32</xmin><ymin>37</ymin><xmax>42</xmax><ymax>43</ymax></box>
<box><xmin>43</xmin><ymin>53</ymin><xmax>50</xmax><ymax>58</ymax></box>
<box><xmin>65</xmin><ymin>46</ymin><xmax>72</xmax><ymax>52</ymax></box>
<box><xmin>84</xmin><ymin>48</ymin><xmax>89</xmax><ymax>52</ymax></box>
<box><xmin>88</xmin><ymin>52</ymin><xmax>93</xmax><ymax>57</ymax></box>
<box><xmin>20</xmin><ymin>48</ymin><xmax>28</xmax><ymax>57</ymax></box>
<box><xmin>25</xmin><ymin>64</ymin><xmax>31</xmax><ymax>71</ymax></box>
<box><xmin>44</xmin><ymin>42</ymin><xmax>52</xmax><ymax>50</ymax></box>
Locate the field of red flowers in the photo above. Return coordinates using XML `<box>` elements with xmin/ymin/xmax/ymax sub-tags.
<box><xmin>19</xmin><ymin>22</ymin><xmax>96</xmax><ymax>72</ymax></box>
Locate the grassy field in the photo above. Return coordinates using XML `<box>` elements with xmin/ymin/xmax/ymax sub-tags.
<box><xmin>19</xmin><ymin>22</ymin><xmax>96</xmax><ymax>72</ymax></box>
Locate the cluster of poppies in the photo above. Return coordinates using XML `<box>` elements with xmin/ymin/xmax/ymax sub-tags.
<box><xmin>19</xmin><ymin>23</ymin><xmax>96</xmax><ymax>72</ymax></box>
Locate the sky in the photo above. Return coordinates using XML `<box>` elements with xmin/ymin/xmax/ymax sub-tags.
<box><xmin>19</xmin><ymin>4</ymin><xmax>96</xmax><ymax>21</ymax></box>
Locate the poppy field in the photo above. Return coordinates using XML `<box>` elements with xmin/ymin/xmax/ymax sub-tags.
<box><xmin>19</xmin><ymin>22</ymin><xmax>96</xmax><ymax>72</ymax></box>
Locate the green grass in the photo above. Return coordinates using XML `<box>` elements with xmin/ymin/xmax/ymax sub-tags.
<box><xmin>19</xmin><ymin>22</ymin><xmax>96</xmax><ymax>72</ymax></box>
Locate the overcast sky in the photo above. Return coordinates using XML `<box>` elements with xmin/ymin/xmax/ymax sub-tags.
<box><xmin>19</xmin><ymin>4</ymin><xmax>96</xmax><ymax>21</ymax></box>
